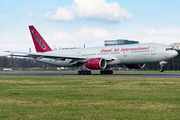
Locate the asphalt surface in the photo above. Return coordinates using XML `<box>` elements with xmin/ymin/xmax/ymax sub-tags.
<box><xmin>0</xmin><ymin>73</ymin><xmax>180</xmax><ymax>78</ymax></box>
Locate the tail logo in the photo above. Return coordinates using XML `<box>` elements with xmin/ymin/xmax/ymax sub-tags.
<box><xmin>31</xmin><ymin>30</ymin><xmax>46</xmax><ymax>50</ymax></box>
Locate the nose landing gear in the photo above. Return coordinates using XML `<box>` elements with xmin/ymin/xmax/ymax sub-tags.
<box><xmin>159</xmin><ymin>61</ymin><xmax>165</xmax><ymax>72</ymax></box>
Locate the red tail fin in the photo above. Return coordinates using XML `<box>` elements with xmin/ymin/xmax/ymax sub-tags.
<box><xmin>29</xmin><ymin>25</ymin><xmax>52</xmax><ymax>52</ymax></box>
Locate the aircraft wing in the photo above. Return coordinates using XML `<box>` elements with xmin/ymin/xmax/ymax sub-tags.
<box><xmin>6</xmin><ymin>51</ymin><xmax>114</xmax><ymax>61</ymax></box>
<box><xmin>5</xmin><ymin>51</ymin><xmax>87</xmax><ymax>60</ymax></box>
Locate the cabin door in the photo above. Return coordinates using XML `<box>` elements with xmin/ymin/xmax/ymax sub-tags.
<box><xmin>123</xmin><ymin>51</ymin><xmax>127</xmax><ymax>57</ymax></box>
<box><xmin>151</xmin><ymin>47</ymin><xmax>156</xmax><ymax>55</ymax></box>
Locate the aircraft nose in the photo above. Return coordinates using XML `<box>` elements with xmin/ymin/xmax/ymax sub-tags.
<box><xmin>166</xmin><ymin>50</ymin><xmax>178</xmax><ymax>60</ymax></box>
<box><xmin>172</xmin><ymin>50</ymin><xmax>178</xmax><ymax>57</ymax></box>
<box><xmin>175</xmin><ymin>50</ymin><xmax>178</xmax><ymax>56</ymax></box>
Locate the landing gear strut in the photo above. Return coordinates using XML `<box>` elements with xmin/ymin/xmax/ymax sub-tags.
<box><xmin>100</xmin><ymin>70</ymin><xmax>113</xmax><ymax>75</ymax></box>
<box><xmin>159</xmin><ymin>61</ymin><xmax>164</xmax><ymax>72</ymax></box>
<box><xmin>78</xmin><ymin>63</ymin><xmax>91</xmax><ymax>75</ymax></box>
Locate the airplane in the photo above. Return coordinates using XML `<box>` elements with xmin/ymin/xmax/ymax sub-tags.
<box><xmin>6</xmin><ymin>25</ymin><xmax>178</xmax><ymax>75</ymax></box>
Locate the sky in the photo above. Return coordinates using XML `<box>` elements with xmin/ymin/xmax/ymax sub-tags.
<box><xmin>0</xmin><ymin>0</ymin><xmax>180</xmax><ymax>55</ymax></box>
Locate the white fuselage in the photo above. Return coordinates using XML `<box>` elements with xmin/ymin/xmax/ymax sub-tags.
<box><xmin>36</xmin><ymin>43</ymin><xmax>178</xmax><ymax>67</ymax></box>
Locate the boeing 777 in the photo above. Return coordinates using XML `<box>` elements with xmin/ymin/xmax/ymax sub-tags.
<box><xmin>6</xmin><ymin>25</ymin><xmax>178</xmax><ymax>75</ymax></box>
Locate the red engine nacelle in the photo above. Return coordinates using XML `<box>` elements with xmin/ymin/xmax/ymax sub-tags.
<box><xmin>86</xmin><ymin>58</ymin><xmax>107</xmax><ymax>69</ymax></box>
<box><xmin>125</xmin><ymin>64</ymin><xmax>145</xmax><ymax>69</ymax></box>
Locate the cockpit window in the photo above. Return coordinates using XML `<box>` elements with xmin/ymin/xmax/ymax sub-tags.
<box><xmin>166</xmin><ymin>48</ymin><xmax>174</xmax><ymax>51</ymax></box>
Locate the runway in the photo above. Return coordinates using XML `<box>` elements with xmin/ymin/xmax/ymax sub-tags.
<box><xmin>0</xmin><ymin>73</ymin><xmax>180</xmax><ymax>78</ymax></box>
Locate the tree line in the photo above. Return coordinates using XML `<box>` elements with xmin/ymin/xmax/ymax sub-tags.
<box><xmin>0</xmin><ymin>56</ymin><xmax>51</xmax><ymax>70</ymax></box>
<box><xmin>0</xmin><ymin>50</ymin><xmax>180</xmax><ymax>71</ymax></box>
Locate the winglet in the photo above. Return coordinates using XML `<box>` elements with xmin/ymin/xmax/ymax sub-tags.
<box><xmin>29</xmin><ymin>25</ymin><xmax>52</xmax><ymax>52</ymax></box>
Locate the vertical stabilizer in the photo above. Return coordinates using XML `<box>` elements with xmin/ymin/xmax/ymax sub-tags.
<box><xmin>29</xmin><ymin>25</ymin><xmax>52</xmax><ymax>52</ymax></box>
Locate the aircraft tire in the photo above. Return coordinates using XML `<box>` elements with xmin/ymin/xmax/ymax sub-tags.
<box><xmin>106</xmin><ymin>70</ymin><xmax>110</xmax><ymax>74</ymax></box>
<box><xmin>78</xmin><ymin>71</ymin><xmax>82</xmax><ymax>75</ymax></box>
<box><xmin>100</xmin><ymin>70</ymin><xmax>113</xmax><ymax>75</ymax></box>
<box><xmin>87</xmin><ymin>71</ymin><xmax>91</xmax><ymax>75</ymax></box>
<box><xmin>100</xmin><ymin>70</ymin><xmax>104</xmax><ymax>74</ymax></box>
<box><xmin>81</xmin><ymin>70</ymin><xmax>85</xmax><ymax>75</ymax></box>
<box><xmin>84</xmin><ymin>70</ymin><xmax>88</xmax><ymax>75</ymax></box>
<box><xmin>78</xmin><ymin>70</ymin><xmax>91</xmax><ymax>75</ymax></box>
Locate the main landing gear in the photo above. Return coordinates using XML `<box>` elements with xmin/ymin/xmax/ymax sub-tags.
<box><xmin>78</xmin><ymin>70</ymin><xmax>114</xmax><ymax>75</ymax></box>
<box><xmin>100</xmin><ymin>70</ymin><xmax>113</xmax><ymax>75</ymax></box>
<box><xmin>78</xmin><ymin>63</ymin><xmax>113</xmax><ymax>75</ymax></box>
<box><xmin>78</xmin><ymin>63</ymin><xmax>91</xmax><ymax>75</ymax></box>
<box><xmin>78</xmin><ymin>70</ymin><xmax>91</xmax><ymax>75</ymax></box>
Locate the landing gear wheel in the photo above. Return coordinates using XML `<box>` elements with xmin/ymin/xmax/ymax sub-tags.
<box><xmin>81</xmin><ymin>70</ymin><xmax>85</xmax><ymax>75</ymax></box>
<box><xmin>78</xmin><ymin>70</ymin><xmax>91</xmax><ymax>75</ymax></box>
<box><xmin>100</xmin><ymin>70</ymin><xmax>113</xmax><ymax>75</ymax></box>
<box><xmin>159</xmin><ymin>68</ymin><xmax>164</xmax><ymax>72</ymax></box>
<box><xmin>106</xmin><ymin>70</ymin><xmax>110</xmax><ymax>74</ymax></box>
<box><xmin>100</xmin><ymin>70</ymin><xmax>104</xmax><ymax>74</ymax></box>
<box><xmin>87</xmin><ymin>71</ymin><xmax>91</xmax><ymax>75</ymax></box>
<box><xmin>84</xmin><ymin>70</ymin><xmax>88</xmax><ymax>75</ymax></box>
<box><xmin>78</xmin><ymin>71</ymin><xmax>82</xmax><ymax>75</ymax></box>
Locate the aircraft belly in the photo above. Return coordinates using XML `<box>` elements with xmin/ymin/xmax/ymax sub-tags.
<box><xmin>121</xmin><ymin>54</ymin><xmax>143</xmax><ymax>64</ymax></box>
<box><xmin>120</xmin><ymin>53</ymin><xmax>161</xmax><ymax>64</ymax></box>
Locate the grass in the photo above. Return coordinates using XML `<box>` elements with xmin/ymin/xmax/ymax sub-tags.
<box><xmin>0</xmin><ymin>76</ymin><xmax>180</xmax><ymax>119</ymax></box>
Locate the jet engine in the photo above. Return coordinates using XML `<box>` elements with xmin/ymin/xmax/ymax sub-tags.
<box><xmin>125</xmin><ymin>64</ymin><xmax>145</xmax><ymax>69</ymax></box>
<box><xmin>86</xmin><ymin>58</ymin><xmax>107</xmax><ymax>69</ymax></box>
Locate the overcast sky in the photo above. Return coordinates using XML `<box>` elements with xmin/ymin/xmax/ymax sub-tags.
<box><xmin>1</xmin><ymin>0</ymin><xmax>180</xmax><ymax>55</ymax></box>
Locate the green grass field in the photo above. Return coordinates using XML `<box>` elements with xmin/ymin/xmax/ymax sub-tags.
<box><xmin>0</xmin><ymin>76</ymin><xmax>180</xmax><ymax>119</ymax></box>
